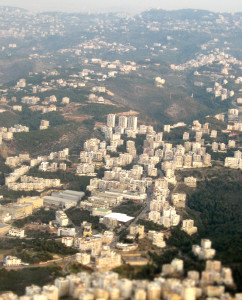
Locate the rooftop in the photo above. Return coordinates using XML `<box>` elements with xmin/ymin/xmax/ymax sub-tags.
<box><xmin>104</xmin><ymin>213</ymin><xmax>134</xmax><ymax>223</ymax></box>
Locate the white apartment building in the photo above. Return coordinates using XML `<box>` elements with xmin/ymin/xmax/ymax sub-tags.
<box><xmin>127</xmin><ymin>116</ymin><xmax>138</xmax><ymax>131</ymax></box>
<box><xmin>148</xmin><ymin>231</ymin><xmax>166</xmax><ymax>248</ymax></box>
<box><xmin>171</xmin><ymin>193</ymin><xmax>186</xmax><ymax>208</ymax></box>
<box><xmin>184</xmin><ymin>177</ymin><xmax>197</xmax><ymax>188</ymax></box>
<box><xmin>192</xmin><ymin>239</ymin><xmax>216</xmax><ymax>260</ymax></box>
<box><xmin>107</xmin><ymin>114</ymin><xmax>116</xmax><ymax>127</ymax></box>
<box><xmin>8</xmin><ymin>228</ymin><xmax>25</xmax><ymax>238</ymax></box>
<box><xmin>118</xmin><ymin>116</ymin><xmax>128</xmax><ymax>129</ymax></box>
<box><xmin>182</xmin><ymin>219</ymin><xmax>197</xmax><ymax>235</ymax></box>
<box><xmin>56</xmin><ymin>211</ymin><xmax>69</xmax><ymax>226</ymax></box>
<box><xmin>4</xmin><ymin>256</ymin><xmax>22</xmax><ymax>266</ymax></box>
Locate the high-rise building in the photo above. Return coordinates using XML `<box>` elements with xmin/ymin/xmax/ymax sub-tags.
<box><xmin>127</xmin><ymin>116</ymin><xmax>138</xmax><ymax>131</ymax></box>
<box><xmin>118</xmin><ymin>116</ymin><xmax>128</xmax><ymax>128</ymax></box>
<box><xmin>107</xmin><ymin>114</ymin><xmax>116</xmax><ymax>127</ymax></box>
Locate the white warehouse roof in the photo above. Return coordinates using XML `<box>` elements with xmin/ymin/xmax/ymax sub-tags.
<box><xmin>104</xmin><ymin>213</ymin><xmax>134</xmax><ymax>223</ymax></box>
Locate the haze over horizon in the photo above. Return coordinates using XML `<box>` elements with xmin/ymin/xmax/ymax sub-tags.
<box><xmin>0</xmin><ymin>0</ymin><xmax>241</xmax><ymax>14</ymax></box>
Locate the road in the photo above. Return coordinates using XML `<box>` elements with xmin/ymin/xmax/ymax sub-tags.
<box><xmin>123</xmin><ymin>167</ymin><xmax>169</xmax><ymax>234</ymax></box>
<box><xmin>1</xmin><ymin>255</ymin><xmax>76</xmax><ymax>270</ymax></box>
<box><xmin>124</xmin><ymin>168</ymin><xmax>166</xmax><ymax>232</ymax></box>
<box><xmin>125</xmin><ymin>184</ymin><xmax>154</xmax><ymax>231</ymax></box>
<box><xmin>131</xmin><ymin>187</ymin><xmax>153</xmax><ymax>226</ymax></box>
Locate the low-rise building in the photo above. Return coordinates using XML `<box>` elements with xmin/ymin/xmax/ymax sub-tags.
<box><xmin>76</xmin><ymin>253</ymin><xmax>91</xmax><ymax>265</ymax></box>
<box><xmin>8</xmin><ymin>228</ymin><xmax>25</xmax><ymax>238</ymax></box>
<box><xmin>148</xmin><ymin>231</ymin><xmax>166</xmax><ymax>248</ymax></box>
<box><xmin>81</xmin><ymin>221</ymin><xmax>92</xmax><ymax>238</ymax></box>
<box><xmin>101</xmin><ymin>213</ymin><xmax>134</xmax><ymax>229</ymax></box>
<box><xmin>129</xmin><ymin>224</ymin><xmax>145</xmax><ymax>239</ymax></box>
<box><xmin>184</xmin><ymin>177</ymin><xmax>197</xmax><ymax>188</ymax></box>
<box><xmin>101</xmin><ymin>231</ymin><xmax>114</xmax><ymax>245</ymax></box>
<box><xmin>192</xmin><ymin>239</ymin><xmax>216</xmax><ymax>260</ymax></box>
<box><xmin>183</xmin><ymin>132</ymin><xmax>189</xmax><ymax>140</ymax></box>
<box><xmin>62</xmin><ymin>97</ymin><xmax>70</xmax><ymax>104</ymax></box>
<box><xmin>225</xmin><ymin>151</ymin><xmax>242</xmax><ymax>169</ymax></box>
<box><xmin>171</xmin><ymin>193</ymin><xmax>186</xmax><ymax>208</ymax></box>
<box><xmin>0</xmin><ymin>203</ymin><xmax>33</xmax><ymax>220</ymax></box>
<box><xmin>95</xmin><ymin>246</ymin><xmax>122</xmax><ymax>270</ymax></box>
<box><xmin>162</xmin><ymin>258</ymin><xmax>184</xmax><ymax>275</ymax></box>
<box><xmin>92</xmin><ymin>208</ymin><xmax>112</xmax><ymax>217</ymax></box>
<box><xmin>61</xmin><ymin>237</ymin><xmax>74</xmax><ymax>247</ymax></box>
<box><xmin>58</xmin><ymin>227</ymin><xmax>76</xmax><ymax>237</ymax></box>
<box><xmin>181</xmin><ymin>219</ymin><xmax>197</xmax><ymax>235</ymax></box>
<box><xmin>40</xmin><ymin>120</ymin><xmax>50</xmax><ymax>130</ymax></box>
<box><xmin>210</xmin><ymin>130</ymin><xmax>218</xmax><ymax>138</ymax></box>
<box><xmin>13</xmin><ymin>105</ymin><xmax>22</xmax><ymax>112</ymax></box>
<box><xmin>3</xmin><ymin>256</ymin><xmax>22</xmax><ymax>266</ymax></box>
<box><xmin>76</xmin><ymin>163</ymin><xmax>95</xmax><ymax>176</ymax></box>
<box><xmin>44</xmin><ymin>190</ymin><xmax>84</xmax><ymax>209</ymax></box>
<box><xmin>75</xmin><ymin>236</ymin><xmax>102</xmax><ymax>254</ymax></box>
<box><xmin>56</xmin><ymin>211</ymin><xmax>69</xmax><ymax>226</ymax></box>
<box><xmin>228</xmin><ymin>140</ymin><xmax>236</xmax><ymax>148</ymax></box>
<box><xmin>164</xmin><ymin>125</ymin><xmax>171</xmax><ymax>133</ymax></box>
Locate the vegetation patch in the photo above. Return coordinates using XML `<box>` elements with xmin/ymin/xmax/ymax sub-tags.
<box><xmin>28</xmin><ymin>167</ymin><xmax>92</xmax><ymax>191</ymax></box>
<box><xmin>112</xmin><ymin>201</ymin><xmax>144</xmax><ymax>217</ymax></box>
<box><xmin>0</xmin><ymin>266</ymin><xmax>62</xmax><ymax>296</ymax></box>
<box><xmin>187</xmin><ymin>176</ymin><xmax>242</xmax><ymax>290</ymax></box>
<box><xmin>13</xmin><ymin>208</ymin><xmax>56</xmax><ymax>228</ymax></box>
<box><xmin>66</xmin><ymin>208</ymin><xmax>106</xmax><ymax>231</ymax></box>
<box><xmin>137</xmin><ymin>219</ymin><xmax>165</xmax><ymax>232</ymax></box>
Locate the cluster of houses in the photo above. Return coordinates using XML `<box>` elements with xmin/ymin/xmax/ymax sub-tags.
<box><xmin>11</xmin><ymin>176</ymin><xmax>62</xmax><ymax>192</ymax></box>
<box><xmin>4</xmin><ymin>148</ymin><xmax>69</xmax><ymax>191</ymax></box>
<box><xmin>0</xmin><ymin>124</ymin><xmax>29</xmax><ymax>144</ymax></box>
<box><xmin>206</xmin><ymin>81</ymin><xmax>234</xmax><ymax>101</ymax></box>
<box><xmin>171</xmin><ymin>48</ymin><xmax>240</xmax><ymax>75</ymax></box>
<box><xmin>1</xmin><ymin>249</ymin><xmax>238</xmax><ymax>300</ymax></box>
<box><xmin>0</xmin><ymin>8</ymin><xmax>241</xmax><ymax>298</ymax></box>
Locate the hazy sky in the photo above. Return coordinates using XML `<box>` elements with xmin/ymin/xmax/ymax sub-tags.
<box><xmin>0</xmin><ymin>0</ymin><xmax>241</xmax><ymax>13</ymax></box>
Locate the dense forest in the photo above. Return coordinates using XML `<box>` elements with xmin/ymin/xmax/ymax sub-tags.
<box><xmin>187</xmin><ymin>176</ymin><xmax>242</xmax><ymax>291</ymax></box>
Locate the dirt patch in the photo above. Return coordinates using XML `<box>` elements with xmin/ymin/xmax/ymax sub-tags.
<box><xmin>115</xmin><ymin>110</ymin><xmax>139</xmax><ymax>116</ymax></box>
<box><xmin>0</xmin><ymin>144</ymin><xmax>16</xmax><ymax>157</ymax></box>
<box><xmin>63</xmin><ymin>115</ymin><xmax>90</xmax><ymax>122</ymax></box>
<box><xmin>165</xmin><ymin>103</ymin><xmax>187</xmax><ymax>118</ymax></box>
<box><xmin>94</xmin><ymin>122</ymin><xmax>106</xmax><ymax>128</ymax></box>
<box><xmin>106</xmin><ymin>90</ymin><xmax>114</xmax><ymax>96</ymax></box>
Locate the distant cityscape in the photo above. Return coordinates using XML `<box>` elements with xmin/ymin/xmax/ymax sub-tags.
<box><xmin>0</xmin><ymin>5</ymin><xmax>241</xmax><ymax>300</ymax></box>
